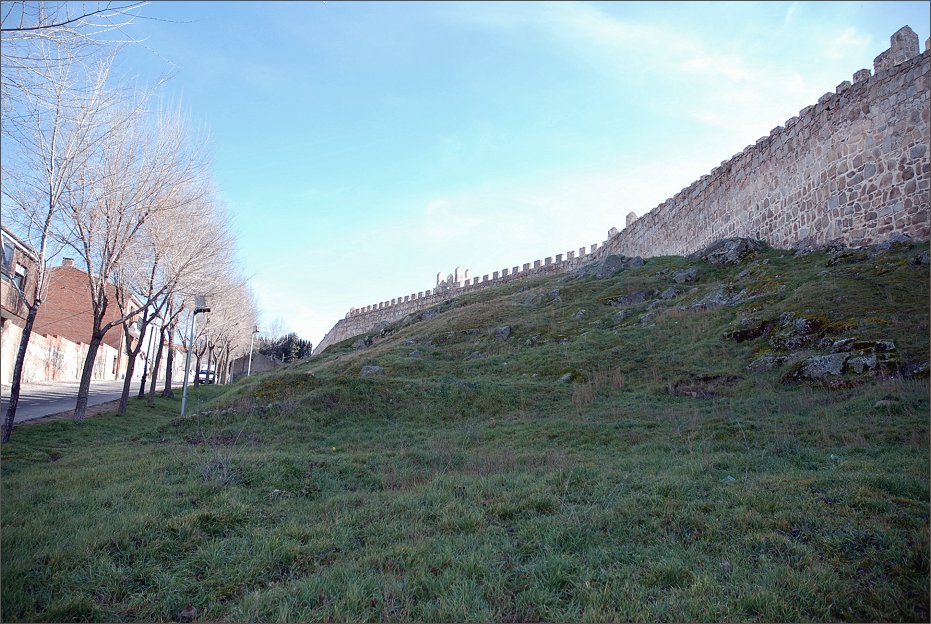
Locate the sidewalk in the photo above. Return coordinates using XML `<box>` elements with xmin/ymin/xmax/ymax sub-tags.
<box><xmin>1</xmin><ymin>379</ymin><xmax>139</xmax><ymax>424</ymax></box>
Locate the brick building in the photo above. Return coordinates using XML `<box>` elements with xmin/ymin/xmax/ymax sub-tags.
<box><xmin>1</xmin><ymin>225</ymin><xmax>39</xmax><ymax>384</ymax></box>
<box><xmin>28</xmin><ymin>258</ymin><xmax>143</xmax><ymax>382</ymax></box>
<box><xmin>2</xmin><ymin>243</ymin><xmax>146</xmax><ymax>385</ymax></box>
<box><xmin>2</xmin><ymin>226</ymin><xmax>190</xmax><ymax>387</ymax></box>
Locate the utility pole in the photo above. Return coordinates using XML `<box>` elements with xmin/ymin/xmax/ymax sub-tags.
<box><xmin>247</xmin><ymin>325</ymin><xmax>259</xmax><ymax>376</ymax></box>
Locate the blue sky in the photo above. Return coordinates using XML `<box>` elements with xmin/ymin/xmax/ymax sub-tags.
<box><xmin>116</xmin><ymin>1</ymin><xmax>930</xmax><ymax>347</ymax></box>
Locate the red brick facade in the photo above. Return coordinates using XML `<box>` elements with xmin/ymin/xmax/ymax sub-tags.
<box><xmin>2</xmin><ymin>236</ymin><xmax>149</xmax><ymax>385</ymax></box>
<box><xmin>1</xmin><ymin>225</ymin><xmax>38</xmax><ymax>328</ymax></box>
<box><xmin>30</xmin><ymin>260</ymin><xmax>142</xmax><ymax>378</ymax></box>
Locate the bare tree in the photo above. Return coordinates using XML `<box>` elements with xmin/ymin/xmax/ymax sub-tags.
<box><xmin>0</xmin><ymin>40</ymin><xmax>119</xmax><ymax>442</ymax></box>
<box><xmin>1</xmin><ymin>1</ymin><xmax>145</xmax><ymax>67</ymax></box>
<box><xmin>1</xmin><ymin>2</ymin><xmax>147</xmax><ymax>141</ymax></box>
<box><xmin>265</xmin><ymin>317</ymin><xmax>286</xmax><ymax>346</ymax></box>
<box><xmin>146</xmin><ymin>191</ymin><xmax>239</xmax><ymax>397</ymax></box>
<box><xmin>158</xmin><ymin>297</ymin><xmax>184</xmax><ymax>398</ymax></box>
<box><xmin>113</xmin><ymin>179</ymin><xmax>233</xmax><ymax>413</ymax></box>
<box><xmin>65</xmin><ymin>100</ymin><xmax>206</xmax><ymax>420</ymax></box>
<box><xmin>205</xmin><ymin>278</ymin><xmax>257</xmax><ymax>384</ymax></box>
<box><xmin>1</xmin><ymin>2</ymin><xmax>146</xmax><ymax>37</ymax></box>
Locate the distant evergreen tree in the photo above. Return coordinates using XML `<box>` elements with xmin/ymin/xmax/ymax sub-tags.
<box><xmin>257</xmin><ymin>332</ymin><xmax>313</xmax><ymax>363</ymax></box>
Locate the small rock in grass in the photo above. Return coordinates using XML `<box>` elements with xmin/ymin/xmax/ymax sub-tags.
<box><xmin>176</xmin><ymin>605</ymin><xmax>196</xmax><ymax>623</ymax></box>
<box><xmin>747</xmin><ymin>354</ymin><xmax>784</xmax><ymax>373</ymax></box>
<box><xmin>720</xmin><ymin>560</ymin><xmax>733</xmax><ymax>574</ymax></box>
<box><xmin>797</xmin><ymin>353</ymin><xmax>849</xmax><ymax>379</ymax></box>
<box><xmin>639</xmin><ymin>311</ymin><xmax>657</xmax><ymax>325</ymax></box>
<box><xmin>831</xmin><ymin>338</ymin><xmax>856</xmax><ymax>352</ymax></box>
<box><xmin>672</xmin><ymin>267</ymin><xmax>699</xmax><ymax>284</ymax></box>
<box><xmin>846</xmin><ymin>354</ymin><xmax>877</xmax><ymax>374</ymax></box>
<box><xmin>360</xmin><ymin>365</ymin><xmax>384</xmax><ymax>378</ymax></box>
<box><xmin>899</xmin><ymin>361</ymin><xmax>930</xmax><ymax>378</ymax></box>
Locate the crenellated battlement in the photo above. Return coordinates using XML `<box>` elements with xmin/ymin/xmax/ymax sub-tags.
<box><xmin>312</xmin><ymin>237</ymin><xmax>614</xmax><ymax>355</ymax></box>
<box><xmin>342</xmin><ymin>238</ymin><xmax>609</xmax><ymax>321</ymax></box>
<box><xmin>314</xmin><ymin>26</ymin><xmax>930</xmax><ymax>356</ymax></box>
<box><xmin>598</xmin><ymin>25</ymin><xmax>929</xmax><ymax>260</ymax></box>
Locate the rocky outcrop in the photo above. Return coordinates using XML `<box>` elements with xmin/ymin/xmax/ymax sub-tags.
<box><xmin>360</xmin><ymin>365</ymin><xmax>385</xmax><ymax>378</ymax></box>
<box><xmin>578</xmin><ymin>254</ymin><xmax>645</xmax><ymax>279</ymax></box>
<box><xmin>688</xmin><ymin>238</ymin><xmax>766</xmax><ymax>265</ymax></box>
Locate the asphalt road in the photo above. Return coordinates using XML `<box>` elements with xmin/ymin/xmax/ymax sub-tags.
<box><xmin>0</xmin><ymin>379</ymin><xmax>133</xmax><ymax>424</ymax></box>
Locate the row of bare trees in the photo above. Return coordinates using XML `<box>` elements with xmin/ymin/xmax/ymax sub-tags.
<box><xmin>1</xmin><ymin>2</ymin><xmax>258</xmax><ymax>442</ymax></box>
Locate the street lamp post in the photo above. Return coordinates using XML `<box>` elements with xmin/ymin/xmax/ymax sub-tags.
<box><xmin>180</xmin><ymin>295</ymin><xmax>210</xmax><ymax>418</ymax></box>
<box><xmin>247</xmin><ymin>325</ymin><xmax>260</xmax><ymax>376</ymax></box>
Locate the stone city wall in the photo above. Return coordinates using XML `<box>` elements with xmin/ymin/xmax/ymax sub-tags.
<box><xmin>601</xmin><ymin>26</ymin><xmax>930</xmax><ymax>258</ymax></box>
<box><xmin>313</xmin><ymin>241</ymin><xmax>612</xmax><ymax>355</ymax></box>
<box><xmin>314</xmin><ymin>27</ymin><xmax>930</xmax><ymax>356</ymax></box>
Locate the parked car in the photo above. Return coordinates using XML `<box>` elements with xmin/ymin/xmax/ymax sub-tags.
<box><xmin>196</xmin><ymin>369</ymin><xmax>215</xmax><ymax>384</ymax></box>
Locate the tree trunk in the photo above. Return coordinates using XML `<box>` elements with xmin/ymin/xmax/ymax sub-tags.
<box><xmin>137</xmin><ymin>311</ymin><xmax>155</xmax><ymax>398</ymax></box>
<box><xmin>217</xmin><ymin>348</ymin><xmax>228</xmax><ymax>384</ymax></box>
<box><xmin>74</xmin><ymin>331</ymin><xmax>105</xmax><ymax>421</ymax></box>
<box><xmin>118</xmin><ymin>317</ymin><xmax>146</xmax><ymax>415</ymax></box>
<box><xmin>148</xmin><ymin>326</ymin><xmax>165</xmax><ymax>406</ymax></box>
<box><xmin>193</xmin><ymin>354</ymin><xmax>203</xmax><ymax>386</ymax></box>
<box><xmin>224</xmin><ymin>345</ymin><xmax>232</xmax><ymax>383</ymax></box>
<box><xmin>162</xmin><ymin>324</ymin><xmax>176</xmax><ymax>398</ymax></box>
<box><xmin>137</xmin><ymin>365</ymin><xmax>147</xmax><ymax>398</ymax></box>
<box><xmin>1</xmin><ymin>304</ymin><xmax>39</xmax><ymax>443</ymax></box>
<box><xmin>118</xmin><ymin>350</ymin><xmax>138</xmax><ymax>415</ymax></box>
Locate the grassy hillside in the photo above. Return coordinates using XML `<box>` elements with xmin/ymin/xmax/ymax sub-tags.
<box><xmin>2</xmin><ymin>240</ymin><xmax>928</xmax><ymax>622</ymax></box>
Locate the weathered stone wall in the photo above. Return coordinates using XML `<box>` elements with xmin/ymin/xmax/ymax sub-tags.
<box><xmin>602</xmin><ymin>27</ymin><xmax>930</xmax><ymax>258</ymax></box>
<box><xmin>313</xmin><ymin>244</ymin><xmax>609</xmax><ymax>355</ymax></box>
<box><xmin>315</xmin><ymin>27</ymin><xmax>930</xmax><ymax>356</ymax></box>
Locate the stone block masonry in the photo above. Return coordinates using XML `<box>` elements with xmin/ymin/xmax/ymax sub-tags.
<box><xmin>601</xmin><ymin>26</ymin><xmax>929</xmax><ymax>259</ymax></box>
<box><xmin>314</xmin><ymin>26</ymin><xmax>930</xmax><ymax>356</ymax></box>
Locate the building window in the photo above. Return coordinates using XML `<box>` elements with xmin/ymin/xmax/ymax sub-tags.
<box><xmin>12</xmin><ymin>264</ymin><xmax>26</xmax><ymax>291</ymax></box>
<box><xmin>1</xmin><ymin>240</ymin><xmax>12</xmax><ymax>277</ymax></box>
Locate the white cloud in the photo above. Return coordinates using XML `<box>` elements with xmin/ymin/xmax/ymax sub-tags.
<box><xmin>422</xmin><ymin>198</ymin><xmax>483</xmax><ymax>243</ymax></box>
<box><xmin>287</xmin><ymin>3</ymin><xmax>898</xmax><ymax>348</ymax></box>
<box><xmin>822</xmin><ymin>26</ymin><xmax>871</xmax><ymax>60</ymax></box>
<box><xmin>680</xmin><ymin>54</ymin><xmax>751</xmax><ymax>82</ymax></box>
<box><xmin>513</xmin><ymin>4</ymin><xmax>828</xmax><ymax>144</ymax></box>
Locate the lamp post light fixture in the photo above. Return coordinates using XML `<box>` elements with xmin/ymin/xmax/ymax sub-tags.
<box><xmin>180</xmin><ymin>295</ymin><xmax>210</xmax><ymax>418</ymax></box>
<box><xmin>247</xmin><ymin>325</ymin><xmax>260</xmax><ymax>376</ymax></box>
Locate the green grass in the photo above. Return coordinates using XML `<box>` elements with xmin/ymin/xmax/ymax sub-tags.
<box><xmin>2</xmin><ymin>242</ymin><xmax>928</xmax><ymax>622</ymax></box>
